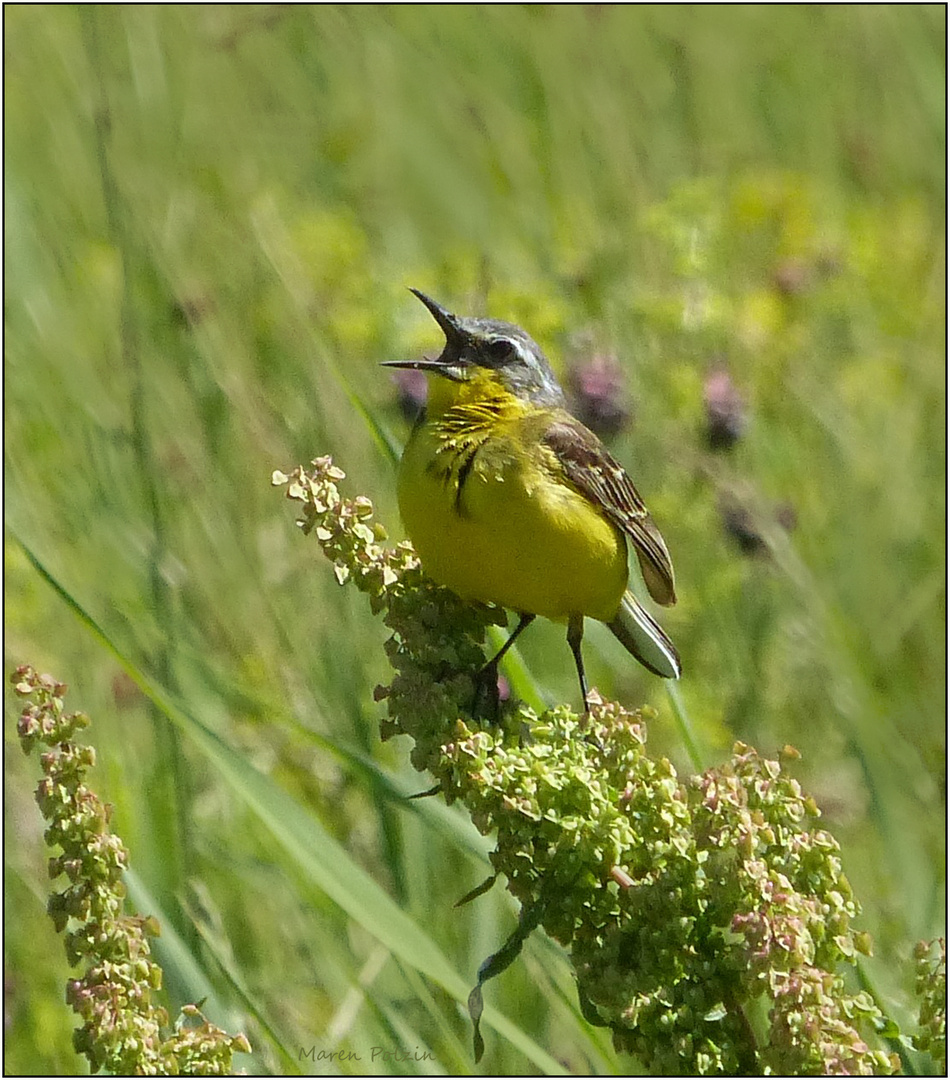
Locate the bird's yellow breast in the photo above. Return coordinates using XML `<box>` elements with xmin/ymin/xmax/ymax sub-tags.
<box><xmin>397</xmin><ymin>400</ymin><xmax>628</xmax><ymax>623</ymax></box>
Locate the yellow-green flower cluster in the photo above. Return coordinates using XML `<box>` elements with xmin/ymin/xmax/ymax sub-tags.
<box><xmin>691</xmin><ymin>746</ymin><xmax>893</xmax><ymax>1075</ymax></box>
<box><xmin>276</xmin><ymin>457</ymin><xmax>900</xmax><ymax>1074</ymax></box>
<box><xmin>12</xmin><ymin>666</ymin><xmax>251</xmax><ymax>1075</ymax></box>
<box><xmin>913</xmin><ymin>938</ymin><xmax>946</xmax><ymax>1071</ymax></box>
<box><xmin>275</xmin><ymin>459</ymin><xmax>505</xmax><ymax>773</ymax></box>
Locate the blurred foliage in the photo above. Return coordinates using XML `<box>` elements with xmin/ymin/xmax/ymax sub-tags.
<box><xmin>4</xmin><ymin>5</ymin><xmax>944</xmax><ymax>1075</ymax></box>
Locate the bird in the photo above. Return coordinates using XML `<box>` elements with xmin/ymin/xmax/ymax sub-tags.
<box><xmin>384</xmin><ymin>289</ymin><xmax>680</xmax><ymax>713</ymax></box>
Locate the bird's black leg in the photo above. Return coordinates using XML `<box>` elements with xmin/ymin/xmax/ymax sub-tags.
<box><xmin>567</xmin><ymin>614</ymin><xmax>590</xmax><ymax>713</ymax></box>
<box><xmin>474</xmin><ymin>612</ymin><xmax>536</xmax><ymax>720</ymax></box>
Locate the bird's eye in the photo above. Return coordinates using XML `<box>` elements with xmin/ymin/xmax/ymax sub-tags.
<box><xmin>485</xmin><ymin>337</ymin><xmax>514</xmax><ymax>363</ymax></box>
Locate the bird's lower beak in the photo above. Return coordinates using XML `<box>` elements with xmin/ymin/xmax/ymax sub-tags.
<box><xmin>382</xmin><ymin>357</ymin><xmax>456</xmax><ymax>373</ymax></box>
<box><xmin>381</xmin><ymin>357</ymin><xmax>467</xmax><ymax>381</ymax></box>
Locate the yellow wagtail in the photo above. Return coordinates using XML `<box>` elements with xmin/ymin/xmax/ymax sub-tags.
<box><xmin>384</xmin><ymin>289</ymin><xmax>680</xmax><ymax>710</ymax></box>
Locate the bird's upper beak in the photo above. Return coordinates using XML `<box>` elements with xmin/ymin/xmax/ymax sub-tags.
<box><xmin>407</xmin><ymin>288</ymin><xmax>464</xmax><ymax>346</ymax></box>
<box><xmin>382</xmin><ymin>289</ymin><xmax>468</xmax><ymax>379</ymax></box>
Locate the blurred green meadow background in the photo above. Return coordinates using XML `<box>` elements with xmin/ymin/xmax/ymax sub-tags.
<box><xmin>4</xmin><ymin>5</ymin><xmax>945</xmax><ymax>1074</ymax></box>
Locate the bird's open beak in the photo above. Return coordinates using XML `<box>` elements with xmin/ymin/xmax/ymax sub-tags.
<box><xmin>382</xmin><ymin>288</ymin><xmax>468</xmax><ymax>380</ymax></box>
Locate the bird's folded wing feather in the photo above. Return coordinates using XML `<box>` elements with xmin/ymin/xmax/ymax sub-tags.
<box><xmin>543</xmin><ymin>417</ymin><xmax>677</xmax><ymax>606</ymax></box>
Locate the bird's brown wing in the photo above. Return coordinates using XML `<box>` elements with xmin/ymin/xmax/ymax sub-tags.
<box><xmin>543</xmin><ymin>416</ymin><xmax>676</xmax><ymax>606</ymax></box>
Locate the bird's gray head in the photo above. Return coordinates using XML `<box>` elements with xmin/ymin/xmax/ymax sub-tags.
<box><xmin>384</xmin><ymin>289</ymin><xmax>566</xmax><ymax>408</ymax></box>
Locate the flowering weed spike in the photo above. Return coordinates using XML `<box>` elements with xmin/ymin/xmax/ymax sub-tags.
<box><xmin>913</xmin><ymin>937</ymin><xmax>946</xmax><ymax>1071</ymax></box>
<box><xmin>11</xmin><ymin>665</ymin><xmax>251</xmax><ymax>1075</ymax></box>
<box><xmin>277</xmin><ymin>457</ymin><xmax>903</xmax><ymax>1074</ymax></box>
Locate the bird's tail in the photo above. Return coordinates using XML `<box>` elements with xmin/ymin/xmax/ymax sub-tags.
<box><xmin>607</xmin><ymin>591</ymin><xmax>681</xmax><ymax>679</ymax></box>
